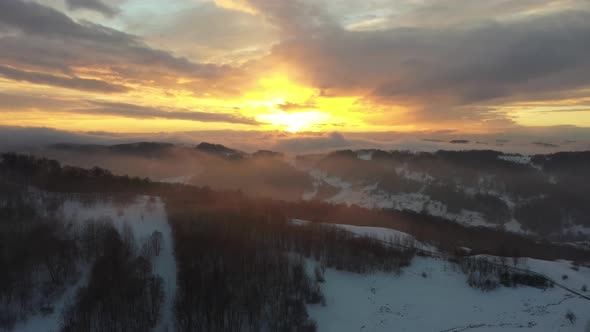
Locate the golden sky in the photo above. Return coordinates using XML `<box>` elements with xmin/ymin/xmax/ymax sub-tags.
<box><xmin>1</xmin><ymin>0</ymin><xmax>590</xmax><ymax>135</ymax></box>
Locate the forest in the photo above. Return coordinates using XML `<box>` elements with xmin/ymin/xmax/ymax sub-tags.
<box><xmin>1</xmin><ymin>153</ymin><xmax>589</xmax><ymax>331</ymax></box>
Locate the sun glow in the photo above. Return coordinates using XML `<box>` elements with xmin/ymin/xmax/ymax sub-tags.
<box><xmin>239</xmin><ymin>75</ymin><xmax>367</xmax><ymax>132</ymax></box>
<box><xmin>0</xmin><ymin>72</ymin><xmax>377</xmax><ymax>133</ymax></box>
<box><xmin>258</xmin><ymin>111</ymin><xmax>331</xmax><ymax>133</ymax></box>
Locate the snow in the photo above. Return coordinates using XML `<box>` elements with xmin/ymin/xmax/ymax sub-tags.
<box><xmin>504</xmin><ymin>219</ymin><xmax>526</xmax><ymax>233</ymax></box>
<box><xmin>395</xmin><ymin>165</ymin><xmax>434</xmax><ymax>184</ymax></box>
<box><xmin>498</xmin><ymin>154</ymin><xmax>532</xmax><ymax>165</ymax></box>
<box><xmin>307</xmin><ymin>256</ymin><xmax>590</xmax><ymax>332</ymax></box>
<box><xmin>62</xmin><ymin>196</ymin><xmax>177</xmax><ymax>332</ymax></box>
<box><xmin>302</xmin><ymin>188</ymin><xmax>318</xmax><ymax>200</ymax></box>
<box><xmin>289</xmin><ymin>219</ymin><xmax>435</xmax><ymax>251</ymax></box>
<box><xmin>159</xmin><ymin>175</ymin><xmax>192</xmax><ymax>184</ymax></box>
<box><xmin>566</xmin><ymin>224</ymin><xmax>590</xmax><ymax>236</ymax></box>
<box><xmin>357</xmin><ymin>151</ymin><xmax>373</xmax><ymax>161</ymax></box>
<box><xmin>477</xmin><ymin>255</ymin><xmax>590</xmax><ymax>294</ymax></box>
<box><xmin>11</xmin><ymin>268</ymin><xmax>91</xmax><ymax>332</ymax></box>
<box><xmin>306</xmin><ymin>169</ymin><xmax>527</xmax><ymax>233</ymax></box>
<box><xmin>290</xmin><ymin>218</ymin><xmax>312</xmax><ymax>226</ymax></box>
<box><xmin>15</xmin><ymin>195</ymin><xmax>177</xmax><ymax>332</ymax></box>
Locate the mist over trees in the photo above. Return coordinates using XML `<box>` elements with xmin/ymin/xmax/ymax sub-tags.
<box><xmin>312</xmin><ymin>149</ymin><xmax>590</xmax><ymax>238</ymax></box>
<box><xmin>12</xmin><ymin>142</ymin><xmax>590</xmax><ymax>239</ymax></box>
<box><xmin>1</xmin><ymin>153</ymin><xmax>590</xmax><ymax>331</ymax></box>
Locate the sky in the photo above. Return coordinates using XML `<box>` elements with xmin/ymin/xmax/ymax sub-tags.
<box><xmin>1</xmin><ymin>0</ymin><xmax>590</xmax><ymax>151</ymax></box>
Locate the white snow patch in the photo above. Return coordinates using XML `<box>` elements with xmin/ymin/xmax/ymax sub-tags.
<box><xmin>499</xmin><ymin>154</ymin><xmax>532</xmax><ymax>165</ymax></box>
<box><xmin>566</xmin><ymin>224</ymin><xmax>590</xmax><ymax>236</ymax></box>
<box><xmin>160</xmin><ymin>175</ymin><xmax>192</xmax><ymax>184</ymax></box>
<box><xmin>302</xmin><ymin>188</ymin><xmax>318</xmax><ymax>201</ymax></box>
<box><xmin>357</xmin><ymin>151</ymin><xmax>373</xmax><ymax>161</ymax></box>
<box><xmin>395</xmin><ymin>165</ymin><xmax>434</xmax><ymax>184</ymax></box>
<box><xmin>504</xmin><ymin>219</ymin><xmax>525</xmax><ymax>233</ymax></box>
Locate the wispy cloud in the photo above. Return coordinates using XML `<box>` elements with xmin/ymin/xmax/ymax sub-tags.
<box><xmin>0</xmin><ymin>65</ymin><xmax>129</xmax><ymax>93</ymax></box>
<box><xmin>65</xmin><ymin>0</ymin><xmax>119</xmax><ymax>17</ymax></box>
<box><xmin>77</xmin><ymin>101</ymin><xmax>261</xmax><ymax>125</ymax></box>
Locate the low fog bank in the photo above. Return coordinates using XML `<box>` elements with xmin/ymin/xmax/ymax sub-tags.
<box><xmin>2</xmin><ymin>126</ymin><xmax>590</xmax><ymax>156</ymax></box>
<box><xmin>18</xmin><ymin>144</ymin><xmax>313</xmax><ymax>202</ymax></box>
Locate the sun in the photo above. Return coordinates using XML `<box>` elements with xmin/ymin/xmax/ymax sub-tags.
<box><xmin>259</xmin><ymin>111</ymin><xmax>331</xmax><ymax>133</ymax></box>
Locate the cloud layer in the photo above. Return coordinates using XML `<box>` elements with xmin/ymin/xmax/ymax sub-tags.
<box><xmin>0</xmin><ymin>0</ymin><xmax>590</xmax><ymax>136</ymax></box>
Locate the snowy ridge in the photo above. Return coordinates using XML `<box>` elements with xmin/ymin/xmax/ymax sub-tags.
<box><xmin>159</xmin><ymin>175</ymin><xmax>193</xmax><ymax>184</ymax></box>
<box><xmin>289</xmin><ymin>219</ymin><xmax>435</xmax><ymax>251</ymax></box>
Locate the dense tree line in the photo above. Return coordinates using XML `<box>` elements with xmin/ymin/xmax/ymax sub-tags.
<box><xmin>0</xmin><ymin>191</ymin><xmax>79</xmax><ymax>329</ymax></box>
<box><xmin>168</xmin><ymin>196</ymin><xmax>415</xmax><ymax>332</ymax></box>
<box><xmin>313</xmin><ymin>149</ymin><xmax>590</xmax><ymax>237</ymax></box>
<box><xmin>62</xmin><ymin>222</ymin><xmax>164</xmax><ymax>332</ymax></box>
<box><xmin>460</xmin><ymin>257</ymin><xmax>551</xmax><ymax>291</ymax></box>
<box><xmin>424</xmin><ymin>183</ymin><xmax>510</xmax><ymax>223</ymax></box>
<box><xmin>2</xmin><ymin>153</ymin><xmax>590</xmax><ymax>331</ymax></box>
<box><xmin>0</xmin><ymin>184</ymin><xmax>164</xmax><ymax>331</ymax></box>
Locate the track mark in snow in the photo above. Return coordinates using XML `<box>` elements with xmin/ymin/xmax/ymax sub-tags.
<box><xmin>523</xmin><ymin>294</ymin><xmax>574</xmax><ymax>316</ymax></box>
<box><xmin>440</xmin><ymin>321</ymin><xmax>537</xmax><ymax>331</ymax></box>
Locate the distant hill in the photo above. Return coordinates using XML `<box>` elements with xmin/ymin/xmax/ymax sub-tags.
<box><xmin>195</xmin><ymin>142</ymin><xmax>246</xmax><ymax>159</ymax></box>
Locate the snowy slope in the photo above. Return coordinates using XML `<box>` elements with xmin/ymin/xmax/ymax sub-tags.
<box><xmin>14</xmin><ymin>196</ymin><xmax>177</xmax><ymax>332</ymax></box>
<box><xmin>62</xmin><ymin>196</ymin><xmax>177</xmax><ymax>332</ymax></box>
<box><xmin>305</xmin><ymin>170</ymin><xmax>497</xmax><ymax>229</ymax></box>
<box><xmin>308</xmin><ymin>256</ymin><xmax>590</xmax><ymax>332</ymax></box>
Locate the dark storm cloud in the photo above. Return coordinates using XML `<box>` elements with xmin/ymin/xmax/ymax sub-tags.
<box><xmin>0</xmin><ymin>65</ymin><xmax>129</xmax><ymax>93</ymax></box>
<box><xmin>0</xmin><ymin>0</ymin><xmax>230</xmax><ymax>90</ymax></box>
<box><xmin>274</xmin><ymin>11</ymin><xmax>590</xmax><ymax>106</ymax></box>
<box><xmin>0</xmin><ymin>0</ymin><xmax>124</xmax><ymax>41</ymax></box>
<box><xmin>0</xmin><ymin>126</ymin><xmax>114</xmax><ymax>150</ymax></box>
<box><xmin>240</xmin><ymin>0</ymin><xmax>590</xmax><ymax>122</ymax></box>
<box><xmin>77</xmin><ymin>101</ymin><xmax>261</xmax><ymax>125</ymax></box>
<box><xmin>0</xmin><ymin>93</ymin><xmax>259</xmax><ymax>125</ymax></box>
<box><xmin>65</xmin><ymin>0</ymin><xmax>119</xmax><ymax>17</ymax></box>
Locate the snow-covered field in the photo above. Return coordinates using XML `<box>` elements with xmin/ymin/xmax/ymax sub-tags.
<box><xmin>13</xmin><ymin>196</ymin><xmax>177</xmax><ymax>332</ymax></box>
<box><xmin>308</xmin><ymin>256</ymin><xmax>590</xmax><ymax>332</ymax></box>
